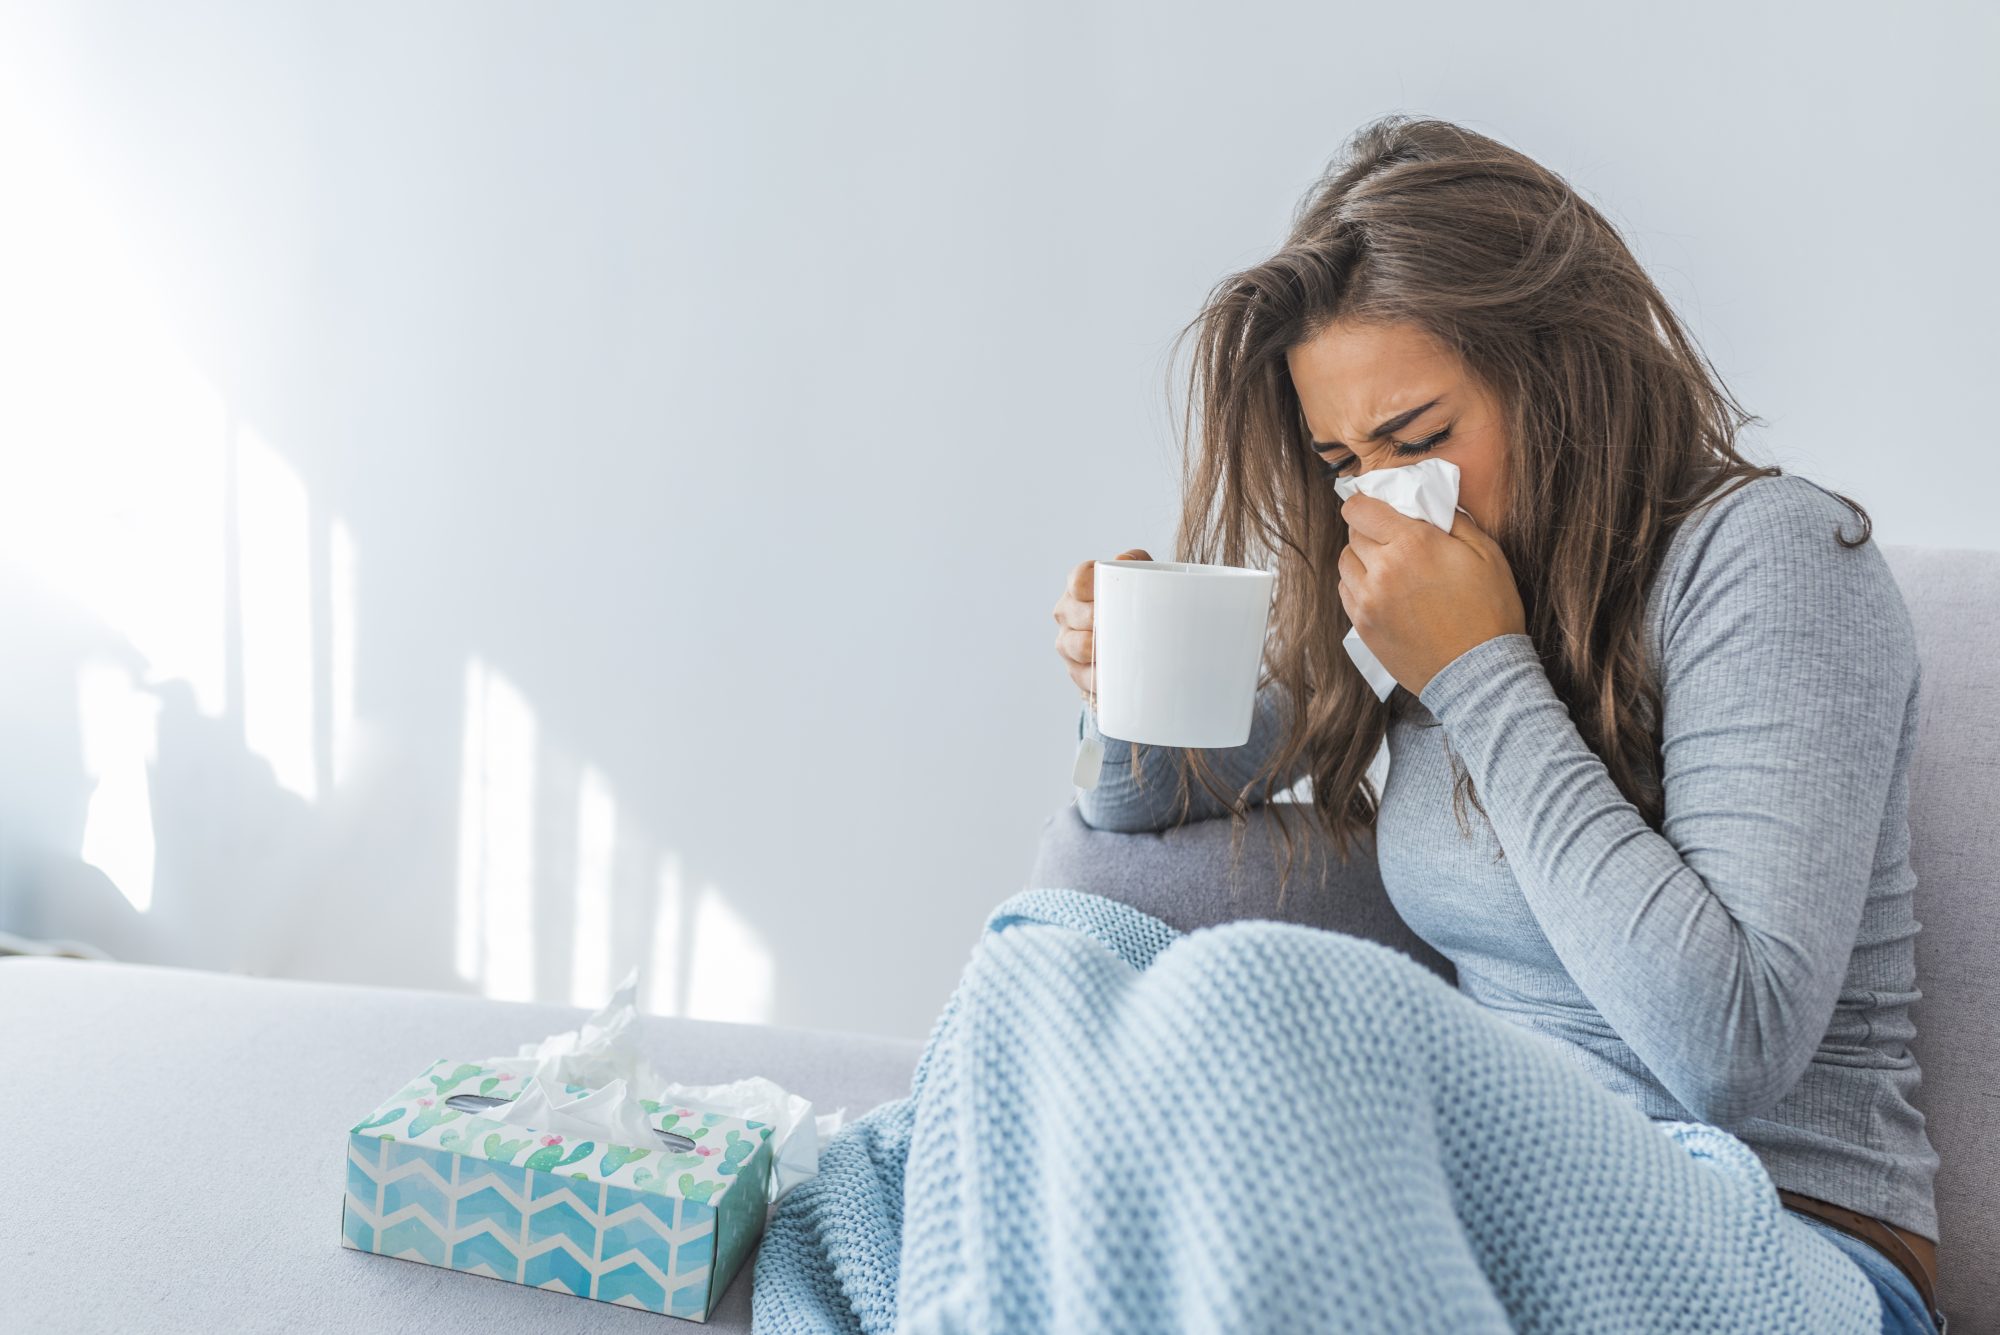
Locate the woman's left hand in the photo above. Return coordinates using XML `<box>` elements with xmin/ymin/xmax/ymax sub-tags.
<box><xmin>1337</xmin><ymin>493</ymin><xmax>1529</xmax><ymax>698</ymax></box>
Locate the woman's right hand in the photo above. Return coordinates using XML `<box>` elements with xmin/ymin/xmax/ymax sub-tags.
<box><xmin>1052</xmin><ymin>549</ymin><xmax>1152</xmax><ymax>700</ymax></box>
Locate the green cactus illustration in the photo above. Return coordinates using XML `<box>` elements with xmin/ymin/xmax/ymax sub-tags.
<box><xmin>440</xmin><ymin>1117</ymin><xmax>504</xmax><ymax>1152</ymax></box>
<box><xmin>478</xmin><ymin>1076</ymin><xmax>502</xmax><ymax>1096</ymax></box>
<box><xmin>701</xmin><ymin>1112</ymin><xmax>722</xmax><ymax>1127</ymax></box>
<box><xmin>686</xmin><ymin>1126</ymin><xmax>707</xmax><ymax>1139</ymax></box>
<box><xmin>599</xmin><ymin>1146</ymin><xmax>651</xmax><ymax>1176</ymax></box>
<box><xmin>352</xmin><ymin>1107</ymin><xmax>406</xmax><ymax>1133</ymax></box>
<box><xmin>717</xmin><ymin>1131</ymin><xmax>755</xmax><ymax>1176</ymax></box>
<box><xmin>523</xmin><ymin>1139</ymin><xmax>595</xmax><ymax>1173</ymax></box>
<box><xmin>483</xmin><ymin>1133</ymin><xmax>533</xmax><ymax>1162</ymax></box>
<box><xmin>407</xmin><ymin>1103</ymin><xmax>461</xmax><ymax>1138</ymax></box>
<box><xmin>640</xmin><ymin>1099</ymin><xmax>662</xmax><ymax>1114</ymax></box>
<box><xmin>428</xmin><ymin>1063</ymin><xmax>484</xmax><ymax>1095</ymax></box>
<box><xmin>633</xmin><ymin>1153</ymin><xmax>706</xmax><ymax>1192</ymax></box>
<box><xmin>679</xmin><ymin>1173</ymin><xmax>724</xmax><ymax>1204</ymax></box>
<box><xmin>657</xmin><ymin>1111</ymin><xmax>680</xmax><ymax>1128</ymax></box>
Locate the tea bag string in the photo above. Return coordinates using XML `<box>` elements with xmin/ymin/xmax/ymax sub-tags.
<box><xmin>1091</xmin><ymin>555</ymin><xmax>1110</xmax><ymax>720</ymax></box>
<box><xmin>1087</xmin><ymin>561</ymin><xmax>1105</xmax><ymax>744</ymax></box>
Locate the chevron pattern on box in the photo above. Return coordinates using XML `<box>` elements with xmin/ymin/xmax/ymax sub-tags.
<box><xmin>341</xmin><ymin>1132</ymin><xmax>721</xmax><ymax>1319</ymax></box>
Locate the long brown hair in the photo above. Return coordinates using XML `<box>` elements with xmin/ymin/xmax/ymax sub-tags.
<box><xmin>1119</xmin><ymin>114</ymin><xmax>1870</xmax><ymax>906</ymax></box>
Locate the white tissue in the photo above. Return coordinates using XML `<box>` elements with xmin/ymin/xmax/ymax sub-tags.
<box><xmin>511</xmin><ymin>969</ymin><xmax>668</xmax><ymax>1090</ymax></box>
<box><xmin>1331</xmin><ymin>457</ymin><xmax>1464</xmax><ymax>700</ymax></box>
<box><xmin>491</xmin><ymin>1071</ymin><xmax>662</xmax><ymax>1148</ymax></box>
<box><xmin>473</xmin><ymin>969</ymin><xmax>845</xmax><ymax>1203</ymax></box>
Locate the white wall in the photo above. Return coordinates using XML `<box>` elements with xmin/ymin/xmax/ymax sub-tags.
<box><xmin>1</xmin><ymin>0</ymin><xmax>1992</xmax><ymax>1040</ymax></box>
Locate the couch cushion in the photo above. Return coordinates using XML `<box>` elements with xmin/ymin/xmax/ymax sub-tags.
<box><xmin>1029</xmin><ymin>800</ymin><xmax>1454</xmax><ymax>983</ymax></box>
<box><xmin>1883</xmin><ymin>543</ymin><xmax>2000</xmax><ymax>1328</ymax></box>
<box><xmin>0</xmin><ymin>958</ymin><xmax>924</xmax><ymax>1333</ymax></box>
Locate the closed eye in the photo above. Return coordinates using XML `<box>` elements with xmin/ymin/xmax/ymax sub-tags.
<box><xmin>1316</xmin><ymin>427</ymin><xmax>1453</xmax><ymax>478</ymax></box>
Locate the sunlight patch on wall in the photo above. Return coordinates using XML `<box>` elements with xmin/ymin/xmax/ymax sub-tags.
<box><xmin>0</xmin><ymin>88</ymin><xmax>226</xmax><ymax>717</ymax></box>
<box><xmin>75</xmin><ymin>659</ymin><xmax>160</xmax><ymax>911</ymax></box>
<box><xmin>686</xmin><ymin>883</ymin><xmax>775</xmax><ymax>1025</ymax></box>
<box><xmin>645</xmin><ymin>851</ymin><xmax>686</xmax><ymax>1017</ymax></box>
<box><xmin>568</xmin><ymin>765</ymin><xmax>617</xmax><ymax>1007</ymax></box>
<box><xmin>455</xmin><ymin>655</ymin><xmax>539</xmax><ymax>1002</ymax></box>
<box><xmin>235</xmin><ymin>426</ymin><xmax>317</xmax><ymax>802</ymax></box>
<box><xmin>329</xmin><ymin>518</ymin><xmax>358</xmax><ymax>789</ymax></box>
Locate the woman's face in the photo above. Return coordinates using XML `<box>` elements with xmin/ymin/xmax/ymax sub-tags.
<box><xmin>1285</xmin><ymin>318</ymin><xmax>1510</xmax><ymax>534</ymax></box>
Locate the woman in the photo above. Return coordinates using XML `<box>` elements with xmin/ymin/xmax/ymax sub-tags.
<box><xmin>1051</xmin><ymin>116</ymin><xmax>1943</xmax><ymax>1331</ymax></box>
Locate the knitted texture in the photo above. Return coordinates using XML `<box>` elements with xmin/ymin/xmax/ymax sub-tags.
<box><xmin>752</xmin><ymin>887</ymin><xmax>1878</xmax><ymax>1334</ymax></box>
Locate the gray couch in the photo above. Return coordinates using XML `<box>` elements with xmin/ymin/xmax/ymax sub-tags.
<box><xmin>1029</xmin><ymin>542</ymin><xmax>1999</xmax><ymax>1331</ymax></box>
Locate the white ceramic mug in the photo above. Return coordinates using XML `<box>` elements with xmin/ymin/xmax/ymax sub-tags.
<box><xmin>1091</xmin><ymin>559</ymin><xmax>1277</xmax><ymax>748</ymax></box>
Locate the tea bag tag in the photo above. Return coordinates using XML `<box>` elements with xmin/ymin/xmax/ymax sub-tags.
<box><xmin>1073</xmin><ymin>692</ymin><xmax>1104</xmax><ymax>789</ymax></box>
<box><xmin>1072</xmin><ymin>733</ymin><xmax>1104</xmax><ymax>789</ymax></box>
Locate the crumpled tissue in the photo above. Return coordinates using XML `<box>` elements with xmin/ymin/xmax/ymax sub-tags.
<box><xmin>1331</xmin><ymin>457</ymin><xmax>1465</xmax><ymax>700</ymax></box>
<box><xmin>471</xmin><ymin>969</ymin><xmax>845</xmax><ymax>1203</ymax></box>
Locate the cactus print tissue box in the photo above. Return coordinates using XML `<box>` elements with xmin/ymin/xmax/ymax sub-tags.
<box><xmin>340</xmin><ymin>1058</ymin><xmax>776</xmax><ymax>1321</ymax></box>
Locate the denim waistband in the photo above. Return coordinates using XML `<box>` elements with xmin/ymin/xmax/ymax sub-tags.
<box><xmin>1785</xmin><ymin>1208</ymin><xmax>1943</xmax><ymax>1335</ymax></box>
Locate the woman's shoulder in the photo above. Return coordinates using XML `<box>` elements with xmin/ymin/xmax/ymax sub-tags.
<box><xmin>1667</xmin><ymin>469</ymin><xmax>1868</xmax><ymax>559</ymax></box>
<box><xmin>1650</xmin><ymin>469</ymin><xmax>1913</xmax><ymax>660</ymax></box>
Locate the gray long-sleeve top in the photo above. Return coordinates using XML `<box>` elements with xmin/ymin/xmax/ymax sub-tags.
<box><xmin>1075</xmin><ymin>472</ymin><xmax>1941</xmax><ymax>1240</ymax></box>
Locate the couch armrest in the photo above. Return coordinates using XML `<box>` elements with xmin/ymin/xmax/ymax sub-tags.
<box><xmin>1027</xmin><ymin>801</ymin><xmax>1454</xmax><ymax>984</ymax></box>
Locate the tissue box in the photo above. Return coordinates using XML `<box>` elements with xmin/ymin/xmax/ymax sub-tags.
<box><xmin>340</xmin><ymin>1059</ymin><xmax>776</xmax><ymax>1322</ymax></box>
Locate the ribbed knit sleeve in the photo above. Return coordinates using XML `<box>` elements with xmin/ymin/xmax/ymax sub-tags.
<box><xmin>1073</xmin><ymin>679</ymin><xmax>1306</xmax><ymax>833</ymax></box>
<box><xmin>1414</xmin><ymin>476</ymin><xmax>1918</xmax><ymax>1128</ymax></box>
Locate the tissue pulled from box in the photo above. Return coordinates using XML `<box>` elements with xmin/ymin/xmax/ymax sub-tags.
<box><xmin>472</xmin><ymin>969</ymin><xmax>842</xmax><ymax>1202</ymax></box>
<box><xmin>1331</xmin><ymin>457</ymin><xmax>1464</xmax><ymax>700</ymax></box>
<box><xmin>487</xmin><ymin>1071</ymin><xmax>661</xmax><ymax>1148</ymax></box>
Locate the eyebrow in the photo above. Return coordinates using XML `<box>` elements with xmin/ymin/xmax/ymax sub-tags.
<box><xmin>1308</xmin><ymin>397</ymin><xmax>1445</xmax><ymax>449</ymax></box>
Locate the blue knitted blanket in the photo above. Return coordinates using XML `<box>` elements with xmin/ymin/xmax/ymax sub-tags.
<box><xmin>750</xmin><ymin>888</ymin><xmax>1878</xmax><ymax>1333</ymax></box>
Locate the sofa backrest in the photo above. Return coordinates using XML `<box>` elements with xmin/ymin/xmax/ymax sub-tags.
<box><xmin>1882</xmin><ymin>543</ymin><xmax>2000</xmax><ymax>1329</ymax></box>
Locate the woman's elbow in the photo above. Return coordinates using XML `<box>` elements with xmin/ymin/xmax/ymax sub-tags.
<box><xmin>1665</xmin><ymin>1050</ymin><xmax>1803</xmax><ymax>1129</ymax></box>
